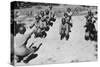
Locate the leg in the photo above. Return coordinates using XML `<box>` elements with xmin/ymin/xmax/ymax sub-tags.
<box><xmin>23</xmin><ymin>54</ymin><xmax>38</xmax><ymax>64</ymax></box>
<box><xmin>45</xmin><ymin>26</ymin><xmax>50</xmax><ymax>31</ymax></box>
<box><xmin>60</xmin><ymin>34</ymin><xmax>65</xmax><ymax>40</ymax></box>
<box><xmin>23</xmin><ymin>43</ymin><xmax>42</xmax><ymax>63</ymax></box>
<box><xmin>69</xmin><ymin>26</ymin><xmax>71</xmax><ymax>32</ymax></box>
<box><xmin>65</xmin><ymin>34</ymin><xmax>69</xmax><ymax>40</ymax></box>
<box><xmin>16</xmin><ymin>55</ymin><xmax>24</xmax><ymax>63</ymax></box>
<box><xmin>85</xmin><ymin>32</ymin><xmax>89</xmax><ymax>41</ymax></box>
<box><xmin>94</xmin><ymin>33</ymin><xmax>97</xmax><ymax>42</ymax></box>
<box><xmin>41</xmin><ymin>31</ymin><xmax>47</xmax><ymax>38</ymax></box>
<box><xmin>48</xmin><ymin>21</ymin><xmax>53</xmax><ymax>26</ymax></box>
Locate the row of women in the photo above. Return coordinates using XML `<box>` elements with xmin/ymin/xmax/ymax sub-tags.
<box><xmin>32</xmin><ymin>8</ymin><xmax>56</xmax><ymax>38</ymax></box>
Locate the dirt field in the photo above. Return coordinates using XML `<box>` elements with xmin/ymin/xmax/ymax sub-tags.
<box><xmin>15</xmin><ymin>15</ymin><xmax>97</xmax><ymax>65</ymax></box>
<box><xmin>12</xmin><ymin>2</ymin><xmax>98</xmax><ymax>65</ymax></box>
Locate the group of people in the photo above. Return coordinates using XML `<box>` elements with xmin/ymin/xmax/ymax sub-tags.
<box><xmin>59</xmin><ymin>8</ymin><xmax>73</xmax><ymax>40</ymax></box>
<box><xmin>31</xmin><ymin>8</ymin><xmax>56</xmax><ymax>38</ymax></box>
<box><xmin>59</xmin><ymin>8</ymin><xmax>97</xmax><ymax>42</ymax></box>
<box><xmin>84</xmin><ymin>10</ymin><xmax>97</xmax><ymax>42</ymax></box>
<box><xmin>11</xmin><ymin>5</ymin><xmax>56</xmax><ymax>64</ymax></box>
<box><xmin>11</xmin><ymin>6</ymin><xmax>98</xmax><ymax>64</ymax></box>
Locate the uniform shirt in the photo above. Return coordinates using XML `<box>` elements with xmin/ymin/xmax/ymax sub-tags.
<box><xmin>65</xmin><ymin>11</ymin><xmax>73</xmax><ymax>22</ymax></box>
<box><xmin>66</xmin><ymin>11</ymin><xmax>73</xmax><ymax>17</ymax></box>
<box><xmin>59</xmin><ymin>18</ymin><xmax>67</xmax><ymax>34</ymax></box>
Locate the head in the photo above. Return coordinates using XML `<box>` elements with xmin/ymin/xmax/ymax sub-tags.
<box><xmin>88</xmin><ymin>10</ymin><xmax>93</xmax><ymax>16</ymax></box>
<box><xmin>40</xmin><ymin>10</ymin><xmax>44</xmax><ymax>17</ymax></box>
<box><xmin>18</xmin><ymin>24</ymin><xmax>26</xmax><ymax>34</ymax></box>
<box><xmin>49</xmin><ymin>5</ymin><xmax>52</xmax><ymax>10</ymax></box>
<box><xmin>45</xmin><ymin>9</ymin><xmax>49</xmax><ymax>15</ymax></box>
<box><xmin>67</xmin><ymin>8</ymin><xmax>71</xmax><ymax>13</ymax></box>
<box><xmin>35</xmin><ymin>15</ymin><xmax>41</xmax><ymax>21</ymax></box>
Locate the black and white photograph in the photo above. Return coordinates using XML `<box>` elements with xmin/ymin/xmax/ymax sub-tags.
<box><xmin>11</xmin><ymin>1</ymin><xmax>98</xmax><ymax>66</ymax></box>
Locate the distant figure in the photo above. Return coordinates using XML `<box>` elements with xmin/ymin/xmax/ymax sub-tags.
<box><xmin>59</xmin><ymin>11</ymin><xmax>73</xmax><ymax>40</ymax></box>
<box><xmin>45</xmin><ymin>9</ymin><xmax>50</xmax><ymax>16</ymax></box>
<box><xmin>59</xmin><ymin>18</ymin><xmax>67</xmax><ymax>40</ymax></box>
<box><xmin>34</xmin><ymin>14</ymin><xmax>47</xmax><ymax>38</ymax></box>
<box><xmin>49</xmin><ymin>5</ymin><xmax>53</xmax><ymax>10</ymax></box>
<box><xmin>84</xmin><ymin>10</ymin><xmax>97</xmax><ymax>42</ymax></box>
<box><xmin>65</xmin><ymin>8</ymin><xmax>73</xmax><ymax>32</ymax></box>
<box><xmin>66</xmin><ymin>8</ymin><xmax>73</xmax><ymax>22</ymax></box>
<box><xmin>64</xmin><ymin>12</ymin><xmax>73</xmax><ymax>32</ymax></box>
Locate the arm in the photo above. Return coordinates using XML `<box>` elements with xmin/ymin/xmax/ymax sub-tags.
<box><xmin>33</xmin><ymin>43</ymin><xmax>42</xmax><ymax>53</ymax></box>
<box><xmin>59</xmin><ymin>24</ymin><xmax>62</xmax><ymax>35</ymax></box>
<box><xmin>22</xmin><ymin>25</ymin><xmax>35</xmax><ymax>46</ymax></box>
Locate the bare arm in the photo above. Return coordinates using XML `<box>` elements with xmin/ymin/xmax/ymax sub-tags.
<box><xmin>34</xmin><ymin>43</ymin><xmax>42</xmax><ymax>53</ymax></box>
<box><xmin>22</xmin><ymin>25</ymin><xmax>35</xmax><ymax>46</ymax></box>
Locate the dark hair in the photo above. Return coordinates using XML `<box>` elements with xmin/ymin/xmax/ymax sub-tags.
<box><xmin>18</xmin><ymin>24</ymin><xmax>26</xmax><ymax>34</ymax></box>
<box><xmin>40</xmin><ymin>11</ymin><xmax>44</xmax><ymax>16</ymax></box>
<box><xmin>67</xmin><ymin>8</ymin><xmax>71</xmax><ymax>12</ymax></box>
<box><xmin>45</xmin><ymin>9</ymin><xmax>49</xmax><ymax>15</ymax></box>
<box><xmin>62</xmin><ymin>18</ymin><xmax>66</xmax><ymax>25</ymax></box>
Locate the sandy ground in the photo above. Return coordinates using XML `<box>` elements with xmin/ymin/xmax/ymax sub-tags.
<box><xmin>15</xmin><ymin>15</ymin><xmax>97</xmax><ymax>66</ymax></box>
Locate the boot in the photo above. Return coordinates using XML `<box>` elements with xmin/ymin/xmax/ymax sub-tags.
<box><xmin>66</xmin><ymin>34</ymin><xmax>69</xmax><ymax>40</ymax></box>
<box><xmin>23</xmin><ymin>54</ymin><xmax>38</xmax><ymax>64</ymax></box>
<box><xmin>60</xmin><ymin>34</ymin><xmax>64</xmax><ymax>40</ymax></box>
<box><xmin>17</xmin><ymin>56</ymin><xmax>24</xmax><ymax>63</ymax></box>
